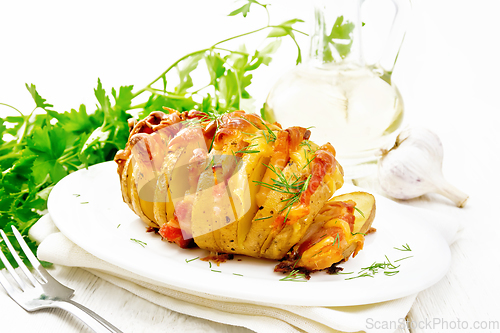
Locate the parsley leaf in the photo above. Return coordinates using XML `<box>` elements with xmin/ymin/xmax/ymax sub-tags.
<box><xmin>25</xmin><ymin>83</ymin><xmax>54</xmax><ymax>110</ymax></box>
<box><xmin>229</xmin><ymin>0</ymin><xmax>265</xmax><ymax>17</ymax></box>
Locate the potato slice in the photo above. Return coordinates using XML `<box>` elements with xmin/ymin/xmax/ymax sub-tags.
<box><xmin>332</xmin><ymin>192</ymin><xmax>376</xmax><ymax>260</ymax></box>
<box><xmin>191</xmin><ymin>151</ymin><xmax>224</xmax><ymax>252</ymax></box>
<box><xmin>294</xmin><ymin>191</ymin><xmax>376</xmax><ymax>270</ymax></box>
<box><xmin>331</xmin><ymin>191</ymin><xmax>376</xmax><ymax>235</ymax></box>
<box><xmin>129</xmin><ymin>162</ymin><xmax>159</xmax><ymax>228</ymax></box>
<box><xmin>120</xmin><ymin>156</ymin><xmax>134</xmax><ymax>210</ymax></box>
<box><xmin>262</xmin><ymin>164</ymin><xmax>344</xmax><ymax>259</ymax></box>
<box><xmin>241</xmin><ymin>160</ymin><xmax>303</xmax><ymax>257</ymax></box>
<box><xmin>217</xmin><ymin>135</ymin><xmax>273</xmax><ymax>253</ymax></box>
<box><xmin>153</xmin><ymin>149</ymin><xmax>184</xmax><ymax>227</ymax></box>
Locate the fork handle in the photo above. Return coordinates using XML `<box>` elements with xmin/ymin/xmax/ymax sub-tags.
<box><xmin>55</xmin><ymin>300</ymin><xmax>123</xmax><ymax>333</ymax></box>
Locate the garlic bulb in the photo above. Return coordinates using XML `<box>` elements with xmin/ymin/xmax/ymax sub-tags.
<box><xmin>378</xmin><ymin>127</ymin><xmax>468</xmax><ymax>207</ymax></box>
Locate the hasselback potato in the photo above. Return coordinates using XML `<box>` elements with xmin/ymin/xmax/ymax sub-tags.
<box><xmin>114</xmin><ymin>109</ymin><xmax>375</xmax><ymax>273</ymax></box>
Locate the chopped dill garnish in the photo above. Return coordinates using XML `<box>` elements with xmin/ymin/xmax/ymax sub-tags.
<box><xmin>260</xmin><ymin>121</ymin><xmax>277</xmax><ymax>143</ymax></box>
<box><xmin>302</xmin><ymin>152</ymin><xmax>316</xmax><ymax>170</ymax></box>
<box><xmin>236</xmin><ymin>150</ymin><xmax>260</xmax><ymax>154</ymax></box>
<box><xmin>183</xmin><ymin>118</ymin><xmax>203</xmax><ymax>127</ymax></box>
<box><xmin>394</xmin><ymin>243</ymin><xmax>412</xmax><ymax>252</ymax></box>
<box><xmin>211</xmin><ymin>269</ymin><xmax>221</xmax><ymax>273</ymax></box>
<box><xmin>130</xmin><ymin>238</ymin><xmax>147</xmax><ymax>248</ymax></box>
<box><xmin>394</xmin><ymin>256</ymin><xmax>414</xmax><ymax>262</ymax></box>
<box><xmin>233</xmin><ymin>273</ymin><xmax>243</xmax><ymax>276</ymax></box>
<box><xmin>311</xmin><ymin>249</ymin><xmax>322</xmax><ymax>257</ymax></box>
<box><xmin>332</xmin><ymin>233</ymin><xmax>340</xmax><ymax>248</ymax></box>
<box><xmin>299</xmin><ymin>140</ymin><xmax>312</xmax><ymax>150</ymax></box>
<box><xmin>247</xmin><ymin>119</ymin><xmax>277</xmax><ymax>144</ymax></box>
<box><xmin>80</xmin><ymin>202</ymin><xmax>89</xmax><ymax>204</ymax></box>
<box><xmin>234</xmin><ymin>144</ymin><xmax>260</xmax><ymax>154</ymax></box>
<box><xmin>204</xmin><ymin>156</ymin><xmax>216</xmax><ymax>170</ymax></box>
<box><xmin>73</xmin><ymin>194</ymin><xmax>81</xmax><ymax>197</ymax></box>
<box><xmin>117</xmin><ymin>224</ymin><xmax>121</xmax><ymax>228</ymax></box>
<box><xmin>354</xmin><ymin>206</ymin><xmax>365</xmax><ymax>218</ymax></box>
<box><xmin>351</xmin><ymin>232</ymin><xmax>366</xmax><ymax>236</ymax></box>
<box><xmin>345</xmin><ymin>272</ymin><xmax>374</xmax><ymax>280</ymax></box>
<box><xmin>279</xmin><ymin>269</ymin><xmax>308</xmax><ymax>282</ymax></box>
<box><xmin>185</xmin><ymin>256</ymin><xmax>199</xmax><ymax>263</ymax></box>
<box><xmin>255</xmin><ymin>215</ymin><xmax>273</xmax><ymax>221</ymax></box>
<box><xmin>253</xmin><ymin>164</ymin><xmax>311</xmax><ymax>224</ymax></box>
<box><xmin>345</xmin><ymin>254</ymin><xmax>408</xmax><ymax>280</ymax></box>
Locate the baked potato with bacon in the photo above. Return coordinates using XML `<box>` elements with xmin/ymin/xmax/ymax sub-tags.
<box><xmin>114</xmin><ymin>109</ymin><xmax>375</xmax><ymax>273</ymax></box>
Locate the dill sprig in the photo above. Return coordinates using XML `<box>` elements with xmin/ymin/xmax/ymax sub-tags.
<box><xmin>345</xmin><ymin>272</ymin><xmax>374</xmax><ymax>280</ymax></box>
<box><xmin>204</xmin><ymin>156</ymin><xmax>216</xmax><ymax>170</ymax></box>
<box><xmin>183</xmin><ymin>118</ymin><xmax>203</xmax><ymax>127</ymax></box>
<box><xmin>234</xmin><ymin>143</ymin><xmax>260</xmax><ymax>154</ymax></box>
<box><xmin>394</xmin><ymin>243</ymin><xmax>411</xmax><ymax>252</ymax></box>
<box><xmin>302</xmin><ymin>150</ymin><xmax>316</xmax><ymax>171</ymax></box>
<box><xmin>279</xmin><ymin>269</ymin><xmax>308</xmax><ymax>282</ymax></box>
<box><xmin>247</xmin><ymin>119</ymin><xmax>277</xmax><ymax>144</ymax></box>
<box><xmin>253</xmin><ymin>164</ymin><xmax>311</xmax><ymax>223</ymax></box>
<box><xmin>254</xmin><ymin>164</ymin><xmax>312</xmax><ymax>223</ymax></box>
<box><xmin>254</xmin><ymin>215</ymin><xmax>273</xmax><ymax>221</ymax></box>
<box><xmin>394</xmin><ymin>256</ymin><xmax>414</xmax><ymax>262</ymax></box>
<box><xmin>354</xmin><ymin>206</ymin><xmax>365</xmax><ymax>218</ymax></box>
<box><xmin>346</xmin><ymin>255</ymin><xmax>402</xmax><ymax>280</ymax></box>
<box><xmin>299</xmin><ymin>140</ymin><xmax>312</xmax><ymax>150</ymax></box>
<box><xmin>332</xmin><ymin>233</ymin><xmax>340</xmax><ymax>248</ymax></box>
<box><xmin>185</xmin><ymin>256</ymin><xmax>199</xmax><ymax>263</ymax></box>
<box><xmin>254</xmin><ymin>165</ymin><xmax>304</xmax><ymax>195</ymax></box>
<box><xmin>130</xmin><ymin>238</ymin><xmax>147</xmax><ymax>248</ymax></box>
<box><xmin>260</xmin><ymin>121</ymin><xmax>277</xmax><ymax>143</ymax></box>
<box><xmin>282</xmin><ymin>174</ymin><xmax>311</xmax><ymax>222</ymax></box>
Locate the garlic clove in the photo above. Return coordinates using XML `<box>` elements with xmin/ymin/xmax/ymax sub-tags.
<box><xmin>378</xmin><ymin>127</ymin><xmax>469</xmax><ymax>207</ymax></box>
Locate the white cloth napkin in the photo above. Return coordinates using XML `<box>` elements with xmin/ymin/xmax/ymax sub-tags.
<box><xmin>28</xmin><ymin>210</ymin><xmax>455</xmax><ymax>333</ymax></box>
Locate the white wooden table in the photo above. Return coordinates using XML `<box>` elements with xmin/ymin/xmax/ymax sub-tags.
<box><xmin>1</xmin><ymin>0</ymin><xmax>499</xmax><ymax>332</ymax></box>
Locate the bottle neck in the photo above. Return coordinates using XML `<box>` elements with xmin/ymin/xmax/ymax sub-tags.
<box><xmin>308</xmin><ymin>0</ymin><xmax>364</xmax><ymax>67</ymax></box>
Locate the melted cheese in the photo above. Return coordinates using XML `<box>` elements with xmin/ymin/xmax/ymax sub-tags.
<box><xmin>298</xmin><ymin>217</ymin><xmax>365</xmax><ymax>270</ymax></box>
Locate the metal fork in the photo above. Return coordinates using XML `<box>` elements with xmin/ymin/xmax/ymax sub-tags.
<box><xmin>0</xmin><ymin>226</ymin><xmax>123</xmax><ymax>333</ymax></box>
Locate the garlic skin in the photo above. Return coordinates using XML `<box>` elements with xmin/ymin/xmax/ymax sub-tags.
<box><xmin>378</xmin><ymin>127</ymin><xmax>469</xmax><ymax>207</ymax></box>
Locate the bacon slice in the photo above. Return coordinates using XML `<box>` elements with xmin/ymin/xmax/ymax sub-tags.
<box><xmin>159</xmin><ymin>217</ymin><xmax>195</xmax><ymax>249</ymax></box>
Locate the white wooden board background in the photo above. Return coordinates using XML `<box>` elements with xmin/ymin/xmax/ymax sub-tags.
<box><xmin>1</xmin><ymin>0</ymin><xmax>499</xmax><ymax>332</ymax></box>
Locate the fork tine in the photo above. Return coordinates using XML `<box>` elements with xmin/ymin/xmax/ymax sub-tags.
<box><xmin>0</xmin><ymin>235</ymin><xmax>26</xmax><ymax>291</ymax></box>
<box><xmin>11</xmin><ymin>226</ymin><xmax>50</xmax><ymax>283</ymax></box>
<box><xmin>0</xmin><ymin>229</ymin><xmax>37</xmax><ymax>287</ymax></box>
<box><xmin>0</xmin><ymin>270</ymin><xmax>17</xmax><ymax>296</ymax></box>
<box><xmin>11</xmin><ymin>226</ymin><xmax>75</xmax><ymax>299</ymax></box>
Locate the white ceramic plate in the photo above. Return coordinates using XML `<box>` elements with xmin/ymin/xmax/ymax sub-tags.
<box><xmin>48</xmin><ymin>161</ymin><xmax>451</xmax><ymax>306</ymax></box>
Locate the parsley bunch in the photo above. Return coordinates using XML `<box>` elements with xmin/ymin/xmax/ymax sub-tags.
<box><xmin>0</xmin><ymin>0</ymin><xmax>305</xmax><ymax>268</ymax></box>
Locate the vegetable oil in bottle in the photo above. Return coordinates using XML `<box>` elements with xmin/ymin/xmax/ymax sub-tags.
<box><xmin>265</xmin><ymin>62</ymin><xmax>403</xmax><ymax>178</ymax></box>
